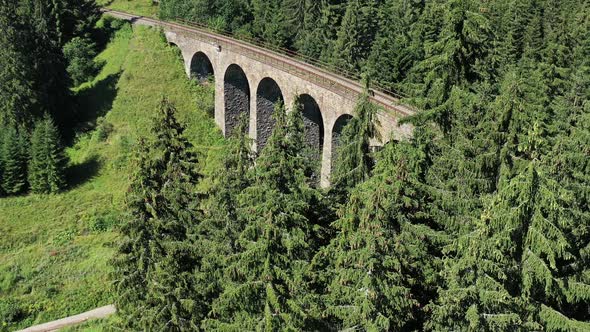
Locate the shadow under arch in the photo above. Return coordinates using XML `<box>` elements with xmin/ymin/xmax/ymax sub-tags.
<box><xmin>190</xmin><ymin>51</ymin><xmax>214</xmax><ymax>83</ymax></box>
<box><xmin>224</xmin><ymin>64</ymin><xmax>250</xmax><ymax>137</ymax></box>
<box><xmin>256</xmin><ymin>77</ymin><xmax>283</xmax><ymax>152</ymax></box>
<box><xmin>298</xmin><ymin>93</ymin><xmax>324</xmax><ymax>156</ymax></box>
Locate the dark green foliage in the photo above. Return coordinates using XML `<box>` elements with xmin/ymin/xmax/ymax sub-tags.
<box><xmin>0</xmin><ymin>0</ymin><xmax>99</xmax><ymax>130</ymax></box>
<box><xmin>428</xmin><ymin>161</ymin><xmax>590</xmax><ymax>331</ymax></box>
<box><xmin>63</xmin><ymin>37</ymin><xmax>99</xmax><ymax>86</ymax></box>
<box><xmin>204</xmin><ymin>102</ymin><xmax>318</xmax><ymax>330</ymax></box>
<box><xmin>331</xmin><ymin>0</ymin><xmax>379</xmax><ymax>73</ymax></box>
<box><xmin>113</xmin><ymin>98</ymin><xmax>205</xmax><ymax>331</ymax></box>
<box><xmin>0</xmin><ymin>0</ymin><xmax>39</xmax><ymax>127</ymax></box>
<box><xmin>28</xmin><ymin>117</ymin><xmax>68</xmax><ymax>194</ymax></box>
<box><xmin>1</xmin><ymin>125</ymin><xmax>29</xmax><ymax>195</ymax></box>
<box><xmin>99</xmin><ymin>0</ymin><xmax>590</xmax><ymax>330</ymax></box>
<box><xmin>366</xmin><ymin>0</ymin><xmax>424</xmax><ymax>88</ymax></box>
<box><xmin>196</xmin><ymin>119</ymin><xmax>254</xmax><ymax>326</ymax></box>
<box><xmin>315</xmin><ymin>137</ymin><xmax>440</xmax><ymax>331</ymax></box>
<box><xmin>330</xmin><ymin>94</ymin><xmax>379</xmax><ymax>200</ymax></box>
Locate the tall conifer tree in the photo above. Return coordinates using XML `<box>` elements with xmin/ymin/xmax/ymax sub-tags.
<box><xmin>331</xmin><ymin>0</ymin><xmax>379</xmax><ymax>72</ymax></box>
<box><xmin>204</xmin><ymin>102</ymin><xmax>318</xmax><ymax>330</ymax></box>
<box><xmin>196</xmin><ymin>119</ymin><xmax>254</xmax><ymax>323</ymax></box>
<box><xmin>1</xmin><ymin>125</ymin><xmax>28</xmax><ymax>195</ymax></box>
<box><xmin>113</xmin><ymin>98</ymin><xmax>204</xmax><ymax>331</ymax></box>
<box><xmin>317</xmin><ymin>136</ymin><xmax>440</xmax><ymax>331</ymax></box>
<box><xmin>330</xmin><ymin>94</ymin><xmax>379</xmax><ymax>201</ymax></box>
<box><xmin>28</xmin><ymin>117</ymin><xmax>67</xmax><ymax>194</ymax></box>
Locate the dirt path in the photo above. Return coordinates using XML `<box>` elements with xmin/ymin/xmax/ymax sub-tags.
<box><xmin>17</xmin><ymin>305</ymin><xmax>116</xmax><ymax>332</ymax></box>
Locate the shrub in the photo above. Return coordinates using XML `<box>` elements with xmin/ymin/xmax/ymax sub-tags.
<box><xmin>0</xmin><ymin>299</ymin><xmax>24</xmax><ymax>325</ymax></box>
<box><xmin>63</xmin><ymin>37</ymin><xmax>99</xmax><ymax>86</ymax></box>
<box><xmin>93</xmin><ymin>117</ymin><xmax>114</xmax><ymax>142</ymax></box>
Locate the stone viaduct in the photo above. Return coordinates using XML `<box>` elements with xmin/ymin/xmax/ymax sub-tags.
<box><xmin>105</xmin><ymin>10</ymin><xmax>415</xmax><ymax>187</ymax></box>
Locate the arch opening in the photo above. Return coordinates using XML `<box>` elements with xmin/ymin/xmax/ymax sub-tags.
<box><xmin>298</xmin><ymin>94</ymin><xmax>324</xmax><ymax>185</ymax></box>
<box><xmin>224</xmin><ymin>64</ymin><xmax>250</xmax><ymax>137</ymax></box>
<box><xmin>168</xmin><ymin>42</ymin><xmax>184</xmax><ymax>64</ymax></box>
<box><xmin>256</xmin><ymin>77</ymin><xmax>283</xmax><ymax>152</ymax></box>
<box><xmin>299</xmin><ymin>94</ymin><xmax>324</xmax><ymax>152</ymax></box>
<box><xmin>190</xmin><ymin>52</ymin><xmax>214</xmax><ymax>83</ymax></box>
<box><xmin>331</xmin><ymin>114</ymin><xmax>353</xmax><ymax>171</ymax></box>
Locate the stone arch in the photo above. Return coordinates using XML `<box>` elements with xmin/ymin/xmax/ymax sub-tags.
<box><xmin>224</xmin><ymin>64</ymin><xmax>250</xmax><ymax>137</ymax></box>
<box><xmin>331</xmin><ymin>114</ymin><xmax>353</xmax><ymax>170</ymax></box>
<box><xmin>190</xmin><ymin>52</ymin><xmax>214</xmax><ymax>82</ymax></box>
<box><xmin>298</xmin><ymin>94</ymin><xmax>324</xmax><ymax>158</ymax></box>
<box><xmin>256</xmin><ymin>77</ymin><xmax>283</xmax><ymax>152</ymax></box>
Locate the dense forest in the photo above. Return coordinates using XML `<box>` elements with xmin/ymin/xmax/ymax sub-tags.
<box><xmin>0</xmin><ymin>0</ymin><xmax>101</xmax><ymax>196</ymax></box>
<box><xmin>119</xmin><ymin>0</ymin><xmax>590</xmax><ymax>330</ymax></box>
<box><xmin>1</xmin><ymin>0</ymin><xmax>589</xmax><ymax>331</ymax></box>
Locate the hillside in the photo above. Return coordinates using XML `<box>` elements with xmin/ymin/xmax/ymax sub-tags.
<box><xmin>0</xmin><ymin>19</ymin><xmax>223</xmax><ymax>331</ymax></box>
<box><xmin>2</xmin><ymin>0</ymin><xmax>589</xmax><ymax>331</ymax></box>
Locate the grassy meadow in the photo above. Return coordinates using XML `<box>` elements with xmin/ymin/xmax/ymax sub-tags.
<box><xmin>0</xmin><ymin>18</ymin><xmax>224</xmax><ymax>331</ymax></box>
<box><xmin>98</xmin><ymin>0</ymin><xmax>159</xmax><ymax>17</ymax></box>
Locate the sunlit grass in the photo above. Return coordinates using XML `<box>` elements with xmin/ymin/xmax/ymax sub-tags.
<box><xmin>0</xmin><ymin>20</ymin><xmax>223</xmax><ymax>331</ymax></box>
<box><xmin>97</xmin><ymin>0</ymin><xmax>159</xmax><ymax>18</ymax></box>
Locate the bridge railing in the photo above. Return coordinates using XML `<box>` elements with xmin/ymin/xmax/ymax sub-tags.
<box><xmin>173</xmin><ymin>18</ymin><xmax>408</xmax><ymax>101</ymax></box>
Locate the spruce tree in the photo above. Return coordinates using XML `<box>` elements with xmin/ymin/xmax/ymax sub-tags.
<box><xmin>366</xmin><ymin>0</ymin><xmax>424</xmax><ymax>89</ymax></box>
<box><xmin>330</xmin><ymin>94</ymin><xmax>379</xmax><ymax>201</ymax></box>
<box><xmin>428</xmin><ymin>160</ymin><xmax>590</xmax><ymax>331</ymax></box>
<box><xmin>20</xmin><ymin>0</ymin><xmax>72</xmax><ymax>129</ymax></box>
<box><xmin>406</xmin><ymin>0</ymin><xmax>491</xmax><ymax>131</ymax></box>
<box><xmin>331</xmin><ymin>0</ymin><xmax>379</xmax><ymax>73</ymax></box>
<box><xmin>251</xmin><ymin>0</ymin><xmax>292</xmax><ymax>48</ymax></box>
<box><xmin>0</xmin><ymin>0</ymin><xmax>38</xmax><ymax>126</ymax></box>
<box><xmin>204</xmin><ymin>102</ymin><xmax>318</xmax><ymax>330</ymax></box>
<box><xmin>196</xmin><ymin>119</ymin><xmax>254</xmax><ymax>323</ymax></box>
<box><xmin>1</xmin><ymin>125</ymin><xmax>28</xmax><ymax>195</ymax></box>
<box><xmin>113</xmin><ymin>98</ymin><xmax>204</xmax><ymax>331</ymax></box>
<box><xmin>28</xmin><ymin>117</ymin><xmax>67</xmax><ymax>194</ymax></box>
<box><xmin>316</xmin><ymin>135</ymin><xmax>440</xmax><ymax>331</ymax></box>
<box><xmin>112</xmin><ymin>138</ymin><xmax>153</xmax><ymax>328</ymax></box>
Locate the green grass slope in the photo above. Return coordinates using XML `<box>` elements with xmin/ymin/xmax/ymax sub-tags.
<box><xmin>98</xmin><ymin>0</ymin><xmax>158</xmax><ymax>17</ymax></box>
<box><xmin>0</xmin><ymin>20</ymin><xmax>223</xmax><ymax>331</ymax></box>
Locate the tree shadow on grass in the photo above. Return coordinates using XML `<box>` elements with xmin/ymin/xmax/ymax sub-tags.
<box><xmin>67</xmin><ymin>155</ymin><xmax>102</xmax><ymax>190</ymax></box>
<box><xmin>73</xmin><ymin>72</ymin><xmax>122</xmax><ymax>136</ymax></box>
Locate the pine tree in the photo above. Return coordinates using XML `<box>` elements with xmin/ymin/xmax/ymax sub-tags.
<box><xmin>315</xmin><ymin>135</ymin><xmax>440</xmax><ymax>331</ymax></box>
<box><xmin>196</xmin><ymin>119</ymin><xmax>255</xmax><ymax>323</ymax></box>
<box><xmin>113</xmin><ymin>98</ymin><xmax>204</xmax><ymax>331</ymax></box>
<box><xmin>1</xmin><ymin>125</ymin><xmax>29</xmax><ymax>195</ymax></box>
<box><xmin>428</xmin><ymin>160</ymin><xmax>590</xmax><ymax>331</ymax></box>
<box><xmin>331</xmin><ymin>0</ymin><xmax>379</xmax><ymax>73</ymax></box>
<box><xmin>28</xmin><ymin>117</ymin><xmax>67</xmax><ymax>194</ymax></box>
<box><xmin>204</xmin><ymin>102</ymin><xmax>318</xmax><ymax>330</ymax></box>
<box><xmin>0</xmin><ymin>0</ymin><xmax>38</xmax><ymax>126</ymax></box>
<box><xmin>330</xmin><ymin>94</ymin><xmax>379</xmax><ymax>201</ymax></box>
